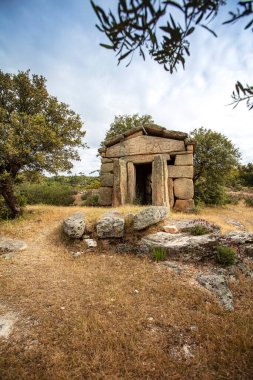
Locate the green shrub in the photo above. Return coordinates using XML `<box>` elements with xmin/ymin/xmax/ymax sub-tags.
<box><xmin>84</xmin><ymin>195</ymin><xmax>99</xmax><ymax>206</ymax></box>
<box><xmin>184</xmin><ymin>224</ymin><xmax>210</xmax><ymax>236</ymax></box>
<box><xmin>216</xmin><ymin>245</ymin><xmax>236</xmax><ymax>266</ymax></box>
<box><xmin>152</xmin><ymin>247</ymin><xmax>167</xmax><ymax>262</ymax></box>
<box><xmin>244</xmin><ymin>197</ymin><xmax>253</xmax><ymax>207</ymax></box>
<box><xmin>19</xmin><ymin>183</ymin><xmax>75</xmax><ymax>206</ymax></box>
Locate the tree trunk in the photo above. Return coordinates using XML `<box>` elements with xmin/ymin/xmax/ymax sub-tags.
<box><xmin>0</xmin><ymin>176</ymin><xmax>23</xmax><ymax>218</ymax></box>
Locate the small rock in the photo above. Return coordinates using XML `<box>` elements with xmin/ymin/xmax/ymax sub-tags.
<box><xmin>84</xmin><ymin>239</ymin><xmax>97</xmax><ymax>248</ymax></box>
<box><xmin>163</xmin><ymin>261</ymin><xmax>182</xmax><ymax>274</ymax></box>
<box><xmin>133</xmin><ymin>206</ymin><xmax>169</xmax><ymax>230</ymax></box>
<box><xmin>163</xmin><ymin>225</ymin><xmax>179</xmax><ymax>233</ymax></box>
<box><xmin>225</xmin><ymin>231</ymin><xmax>253</xmax><ymax>244</ymax></box>
<box><xmin>134</xmin><ymin>289</ymin><xmax>139</xmax><ymax>294</ymax></box>
<box><xmin>0</xmin><ymin>312</ymin><xmax>18</xmax><ymax>339</ymax></box>
<box><xmin>197</xmin><ymin>273</ymin><xmax>234</xmax><ymax>311</ymax></box>
<box><xmin>63</xmin><ymin>213</ymin><xmax>86</xmax><ymax>238</ymax></box>
<box><xmin>0</xmin><ymin>238</ymin><xmax>27</xmax><ymax>254</ymax></box>
<box><xmin>70</xmin><ymin>251</ymin><xmax>82</xmax><ymax>258</ymax></box>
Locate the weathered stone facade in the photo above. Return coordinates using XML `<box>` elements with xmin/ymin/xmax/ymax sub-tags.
<box><xmin>98</xmin><ymin>124</ymin><xmax>195</xmax><ymax>211</ymax></box>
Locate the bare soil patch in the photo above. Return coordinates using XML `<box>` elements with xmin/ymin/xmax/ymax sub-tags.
<box><xmin>0</xmin><ymin>204</ymin><xmax>252</xmax><ymax>379</ymax></box>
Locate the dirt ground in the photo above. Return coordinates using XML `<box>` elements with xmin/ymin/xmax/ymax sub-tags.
<box><xmin>0</xmin><ymin>204</ymin><xmax>253</xmax><ymax>380</ymax></box>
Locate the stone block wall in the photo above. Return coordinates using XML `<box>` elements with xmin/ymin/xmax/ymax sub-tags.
<box><xmin>99</xmin><ymin>158</ymin><xmax>114</xmax><ymax>206</ymax></box>
<box><xmin>168</xmin><ymin>151</ymin><xmax>194</xmax><ymax>211</ymax></box>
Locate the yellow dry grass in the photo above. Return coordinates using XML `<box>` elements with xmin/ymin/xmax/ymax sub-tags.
<box><xmin>0</xmin><ymin>204</ymin><xmax>253</xmax><ymax>379</ymax></box>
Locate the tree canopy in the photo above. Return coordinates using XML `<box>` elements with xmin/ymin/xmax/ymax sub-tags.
<box><xmin>0</xmin><ymin>70</ymin><xmax>86</xmax><ymax>217</ymax></box>
<box><xmin>190</xmin><ymin>127</ymin><xmax>241</xmax><ymax>204</ymax></box>
<box><xmin>91</xmin><ymin>0</ymin><xmax>253</xmax><ymax>108</ymax></box>
<box><xmin>100</xmin><ymin>113</ymin><xmax>154</xmax><ymax>147</ymax></box>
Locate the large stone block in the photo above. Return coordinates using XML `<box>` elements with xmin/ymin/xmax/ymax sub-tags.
<box><xmin>100</xmin><ymin>162</ymin><xmax>114</xmax><ymax>173</ymax></box>
<box><xmin>174</xmin><ymin>199</ymin><xmax>195</xmax><ymax>211</ymax></box>
<box><xmin>133</xmin><ymin>206</ymin><xmax>169</xmax><ymax>230</ymax></box>
<box><xmin>174</xmin><ymin>154</ymin><xmax>193</xmax><ymax>166</ymax></box>
<box><xmin>97</xmin><ymin>212</ymin><xmax>124</xmax><ymax>238</ymax></box>
<box><xmin>100</xmin><ymin>172</ymin><xmax>114</xmax><ymax>187</ymax></box>
<box><xmin>99</xmin><ymin>187</ymin><xmax>112</xmax><ymax>206</ymax></box>
<box><xmin>106</xmin><ymin>135</ymin><xmax>185</xmax><ymax>158</ymax></box>
<box><xmin>101</xmin><ymin>158</ymin><xmax>113</xmax><ymax>164</ymax></box>
<box><xmin>174</xmin><ymin>178</ymin><xmax>194</xmax><ymax>200</ymax></box>
<box><xmin>63</xmin><ymin>213</ymin><xmax>86</xmax><ymax>238</ymax></box>
<box><xmin>168</xmin><ymin>165</ymin><xmax>193</xmax><ymax>178</ymax></box>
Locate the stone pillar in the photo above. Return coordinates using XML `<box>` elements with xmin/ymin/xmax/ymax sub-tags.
<box><xmin>127</xmin><ymin>161</ymin><xmax>136</xmax><ymax>203</ymax></box>
<box><xmin>168</xmin><ymin>177</ymin><xmax>174</xmax><ymax>208</ymax></box>
<box><xmin>152</xmin><ymin>155</ymin><xmax>169</xmax><ymax>207</ymax></box>
<box><xmin>113</xmin><ymin>158</ymin><xmax>127</xmax><ymax>206</ymax></box>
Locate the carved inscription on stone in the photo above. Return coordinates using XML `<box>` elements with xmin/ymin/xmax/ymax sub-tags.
<box><xmin>106</xmin><ymin>136</ymin><xmax>185</xmax><ymax>158</ymax></box>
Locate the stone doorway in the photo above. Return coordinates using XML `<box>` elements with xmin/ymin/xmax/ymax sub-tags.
<box><xmin>135</xmin><ymin>163</ymin><xmax>152</xmax><ymax>205</ymax></box>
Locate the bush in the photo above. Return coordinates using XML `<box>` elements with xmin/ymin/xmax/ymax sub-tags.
<box><xmin>19</xmin><ymin>183</ymin><xmax>75</xmax><ymax>206</ymax></box>
<box><xmin>84</xmin><ymin>195</ymin><xmax>99</xmax><ymax>206</ymax></box>
<box><xmin>152</xmin><ymin>247</ymin><xmax>167</xmax><ymax>262</ymax></box>
<box><xmin>216</xmin><ymin>245</ymin><xmax>236</xmax><ymax>266</ymax></box>
<box><xmin>244</xmin><ymin>197</ymin><xmax>253</xmax><ymax>207</ymax></box>
<box><xmin>184</xmin><ymin>224</ymin><xmax>210</xmax><ymax>236</ymax></box>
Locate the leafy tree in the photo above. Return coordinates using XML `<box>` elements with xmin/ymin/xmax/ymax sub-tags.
<box><xmin>238</xmin><ymin>163</ymin><xmax>253</xmax><ymax>186</ymax></box>
<box><xmin>190</xmin><ymin>127</ymin><xmax>241</xmax><ymax>205</ymax></box>
<box><xmin>91</xmin><ymin>0</ymin><xmax>253</xmax><ymax>108</ymax></box>
<box><xmin>100</xmin><ymin>113</ymin><xmax>154</xmax><ymax>147</ymax></box>
<box><xmin>0</xmin><ymin>70</ymin><xmax>86</xmax><ymax>217</ymax></box>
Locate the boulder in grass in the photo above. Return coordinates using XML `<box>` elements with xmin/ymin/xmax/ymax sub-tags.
<box><xmin>133</xmin><ymin>206</ymin><xmax>169</xmax><ymax>231</ymax></box>
<box><xmin>0</xmin><ymin>238</ymin><xmax>27</xmax><ymax>254</ymax></box>
<box><xmin>97</xmin><ymin>212</ymin><xmax>124</xmax><ymax>238</ymax></box>
<box><xmin>63</xmin><ymin>212</ymin><xmax>86</xmax><ymax>238</ymax></box>
<box><xmin>197</xmin><ymin>273</ymin><xmax>234</xmax><ymax>311</ymax></box>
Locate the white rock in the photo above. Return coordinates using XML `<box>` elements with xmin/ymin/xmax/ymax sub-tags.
<box><xmin>197</xmin><ymin>273</ymin><xmax>234</xmax><ymax>311</ymax></box>
<box><xmin>0</xmin><ymin>238</ymin><xmax>27</xmax><ymax>253</ymax></box>
<box><xmin>84</xmin><ymin>239</ymin><xmax>97</xmax><ymax>248</ymax></box>
<box><xmin>133</xmin><ymin>206</ymin><xmax>169</xmax><ymax>230</ymax></box>
<box><xmin>63</xmin><ymin>212</ymin><xmax>86</xmax><ymax>238</ymax></box>
<box><xmin>97</xmin><ymin>212</ymin><xmax>124</xmax><ymax>238</ymax></box>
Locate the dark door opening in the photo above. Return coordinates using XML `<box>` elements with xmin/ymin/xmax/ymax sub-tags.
<box><xmin>135</xmin><ymin>163</ymin><xmax>152</xmax><ymax>205</ymax></box>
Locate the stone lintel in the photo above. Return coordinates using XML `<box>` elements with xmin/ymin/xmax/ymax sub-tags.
<box><xmin>106</xmin><ymin>135</ymin><xmax>185</xmax><ymax>158</ymax></box>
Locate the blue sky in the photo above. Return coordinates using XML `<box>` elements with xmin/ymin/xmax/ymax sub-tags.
<box><xmin>0</xmin><ymin>0</ymin><xmax>252</xmax><ymax>174</ymax></box>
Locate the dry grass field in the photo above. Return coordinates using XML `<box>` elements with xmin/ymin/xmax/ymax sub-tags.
<box><xmin>0</xmin><ymin>204</ymin><xmax>253</xmax><ymax>379</ymax></box>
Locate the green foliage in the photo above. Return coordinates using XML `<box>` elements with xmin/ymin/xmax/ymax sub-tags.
<box><xmin>238</xmin><ymin>163</ymin><xmax>253</xmax><ymax>187</ymax></box>
<box><xmin>151</xmin><ymin>246</ymin><xmax>167</xmax><ymax>262</ymax></box>
<box><xmin>191</xmin><ymin>127</ymin><xmax>240</xmax><ymax>205</ymax></box>
<box><xmin>216</xmin><ymin>246</ymin><xmax>236</xmax><ymax>266</ymax></box>
<box><xmin>92</xmin><ymin>1</ymin><xmax>252</xmax><ymax>73</ymax></box>
<box><xmin>100</xmin><ymin>114</ymin><xmax>154</xmax><ymax>148</ymax></box>
<box><xmin>244</xmin><ymin>197</ymin><xmax>253</xmax><ymax>207</ymax></box>
<box><xmin>84</xmin><ymin>194</ymin><xmax>99</xmax><ymax>207</ymax></box>
<box><xmin>184</xmin><ymin>224</ymin><xmax>210</xmax><ymax>236</ymax></box>
<box><xmin>19</xmin><ymin>183</ymin><xmax>75</xmax><ymax>206</ymax></box>
<box><xmin>0</xmin><ymin>69</ymin><xmax>86</xmax><ymax>217</ymax></box>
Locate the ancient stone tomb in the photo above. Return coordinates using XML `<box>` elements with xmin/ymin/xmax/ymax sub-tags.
<box><xmin>98</xmin><ymin>124</ymin><xmax>195</xmax><ymax>211</ymax></box>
